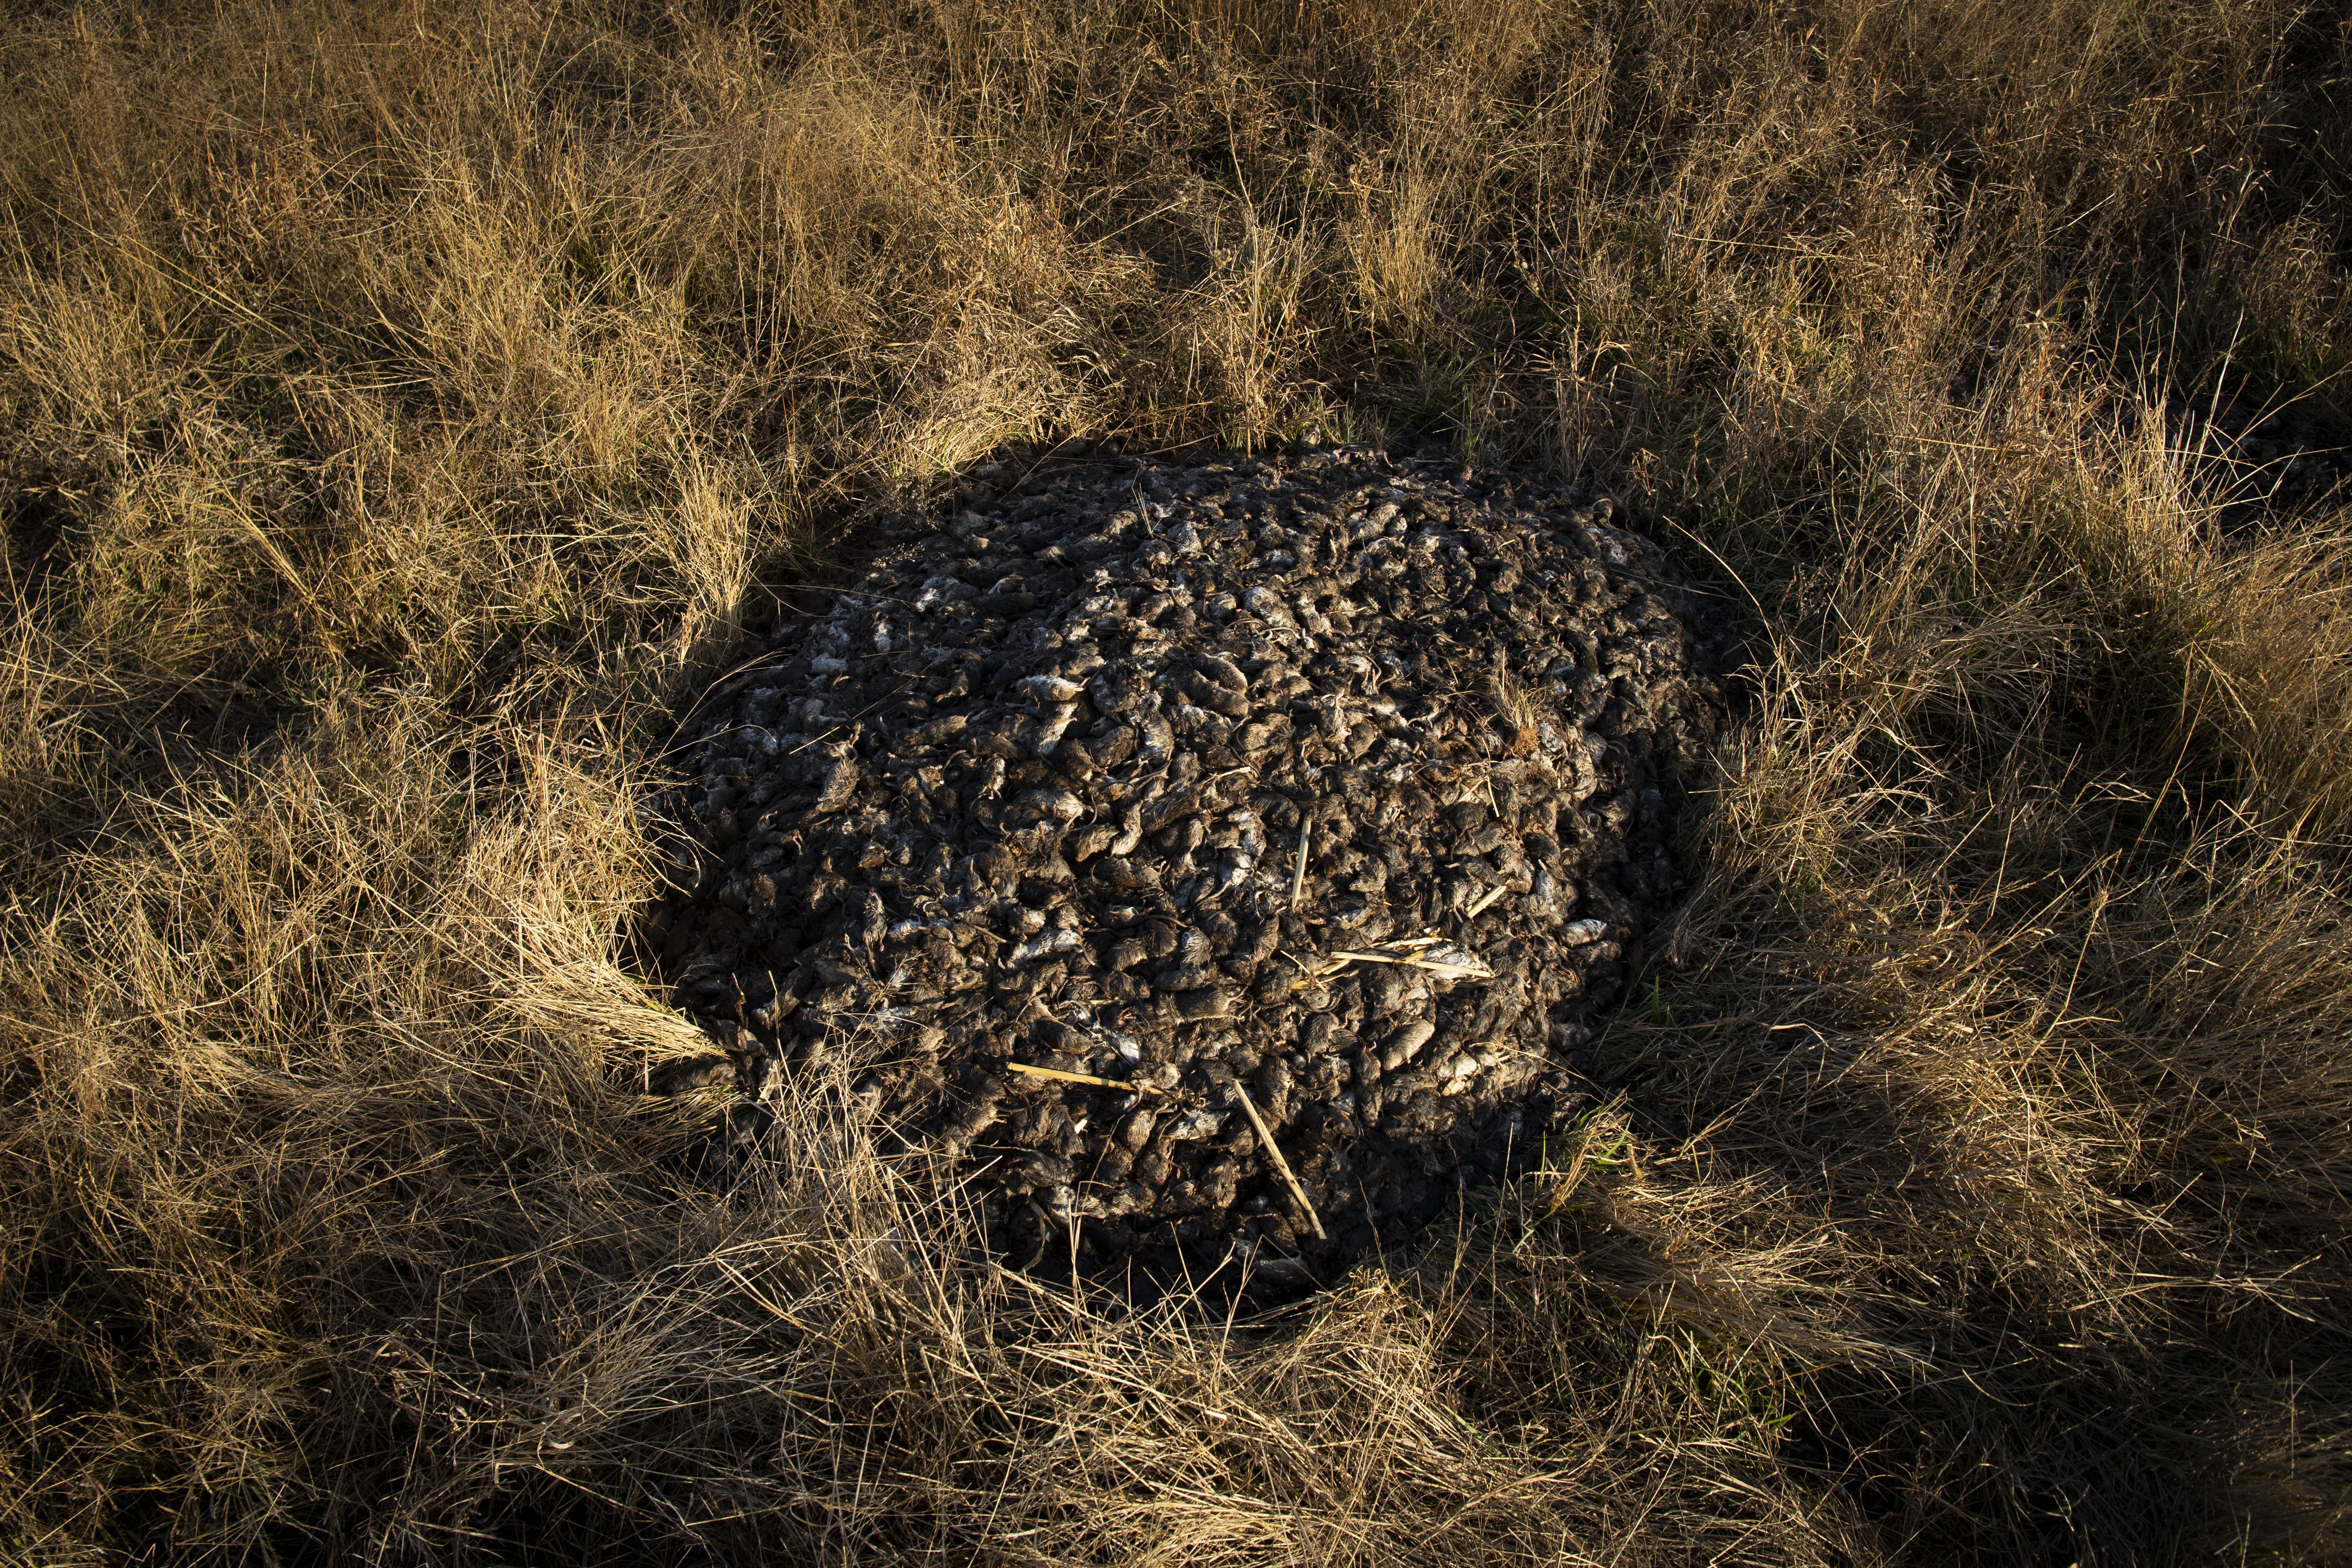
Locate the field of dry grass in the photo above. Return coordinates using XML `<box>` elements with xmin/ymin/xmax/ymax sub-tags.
<box><xmin>3</xmin><ymin>0</ymin><xmax>2350</xmax><ymax>1561</ymax></box>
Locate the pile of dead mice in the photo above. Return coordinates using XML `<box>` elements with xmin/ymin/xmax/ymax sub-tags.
<box><xmin>645</xmin><ymin>444</ymin><xmax>1731</xmax><ymax>1287</ymax></box>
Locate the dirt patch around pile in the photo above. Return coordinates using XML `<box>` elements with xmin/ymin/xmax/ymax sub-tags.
<box><xmin>647</xmin><ymin>446</ymin><xmax>1733</xmax><ymax>1289</ymax></box>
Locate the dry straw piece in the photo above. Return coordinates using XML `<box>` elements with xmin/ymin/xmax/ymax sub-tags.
<box><xmin>1316</xmin><ymin>935</ymin><xmax>1498</xmax><ymax>982</ymax></box>
<box><xmin>1287</xmin><ymin>813</ymin><xmax>1311</xmax><ymax>908</ymax></box>
<box><xmin>1227</xmin><ymin>1079</ymin><xmax>1327</xmax><ymax>1241</ymax></box>
<box><xmin>1006</xmin><ymin>1061</ymin><xmax>1170</xmax><ymax>1096</ymax></box>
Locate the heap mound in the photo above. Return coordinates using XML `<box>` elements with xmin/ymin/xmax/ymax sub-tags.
<box><xmin>649</xmin><ymin>446</ymin><xmax>1729</xmax><ymax>1282</ymax></box>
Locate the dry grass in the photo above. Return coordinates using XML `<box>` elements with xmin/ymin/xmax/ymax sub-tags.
<box><xmin>3</xmin><ymin>0</ymin><xmax>2350</xmax><ymax>1561</ymax></box>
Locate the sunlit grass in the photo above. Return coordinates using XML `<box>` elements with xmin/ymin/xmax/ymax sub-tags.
<box><xmin>1</xmin><ymin>0</ymin><xmax>2347</xmax><ymax>1560</ymax></box>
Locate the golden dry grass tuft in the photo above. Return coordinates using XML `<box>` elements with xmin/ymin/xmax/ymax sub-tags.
<box><xmin>3</xmin><ymin>0</ymin><xmax>2351</xmax><ymax>1562</ymax></box>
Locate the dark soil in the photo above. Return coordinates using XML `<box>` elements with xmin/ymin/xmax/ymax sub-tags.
<box><xmin>647</xmin><ymin>445</ymin><xmax>1732</xmax><ymax>1289</ymax></box>
<box><xmin>2167</xmin><ymin>393</ymin><xmax>2352</xmax><ymax>533</ymax></box>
